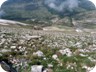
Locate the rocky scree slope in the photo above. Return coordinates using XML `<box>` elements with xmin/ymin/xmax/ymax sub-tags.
<box><xmin>0</xmin><ymin>26</ymin><xmax>96</xmax><ymax>72</ymax></box>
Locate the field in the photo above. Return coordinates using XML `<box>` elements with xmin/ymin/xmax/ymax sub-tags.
<box><xmin>0</xmin><ymin>25</ymin><xmax>96</xmax><ymax>72</ymax></box>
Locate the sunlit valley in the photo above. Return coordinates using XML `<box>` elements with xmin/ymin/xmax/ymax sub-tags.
<box><xmin>0</xmin><ymin>0</ymin><xmax>96</xmax><ymax>72</ymax></box>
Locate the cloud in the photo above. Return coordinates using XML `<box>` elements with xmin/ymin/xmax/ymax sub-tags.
<box><xmin>44</xmin><ymin>0</ymin><xmax>79</xmax><ymax>12</ymax></box>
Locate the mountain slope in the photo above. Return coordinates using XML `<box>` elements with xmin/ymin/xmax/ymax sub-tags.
<box><xmin>0</xmin><ymin>0</ymin><xmax>96</xmax><ymax>28</ymax></box>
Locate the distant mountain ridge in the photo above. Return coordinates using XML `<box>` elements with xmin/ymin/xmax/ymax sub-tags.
<box><xmin>0</xmin><ymin>0</ymin><xmax>96</xmax><ymax>28</ymax></box>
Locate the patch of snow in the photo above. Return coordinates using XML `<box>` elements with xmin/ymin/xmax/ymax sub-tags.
<box><xmin>0</xmin><ymin>19</ymin><xmax>27</xmax><ymax>26</ymax></box>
